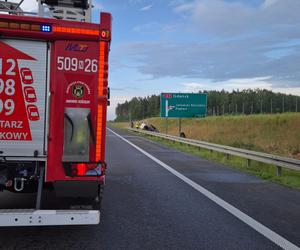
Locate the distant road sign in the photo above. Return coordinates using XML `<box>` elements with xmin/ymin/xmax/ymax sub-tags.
<box><xmin>160</xmin><ymin>93</ymin><xmax>207</xmax><ymax>118</ymax></box>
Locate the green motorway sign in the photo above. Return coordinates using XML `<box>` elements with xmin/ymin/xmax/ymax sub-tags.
<box><xmin>160</xmin><ymin>93</ymin><xmax>207</xmax><ymax>118</ymax></box>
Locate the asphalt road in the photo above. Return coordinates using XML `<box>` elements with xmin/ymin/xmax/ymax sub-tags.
<box><xmin>0</xmin><ymin>127</ymin><xmax>299</xmax><ymax>250</ymax></box>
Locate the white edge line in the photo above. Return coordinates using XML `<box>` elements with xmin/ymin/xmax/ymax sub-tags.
<box><xmin>107</xmin><ymin>128</ymin><xmax>299</xmax><ymax>250</ymax></box>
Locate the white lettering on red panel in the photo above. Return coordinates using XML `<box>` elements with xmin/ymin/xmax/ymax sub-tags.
<box><xmin>57</xmin><ymin>57</ymin><xmax>98</xmax><ymax>73</ymax></box>
<box><xmin>0</xmin><ymin>42</ymin><xmax>40</xmax><ymax>141</ymax></box>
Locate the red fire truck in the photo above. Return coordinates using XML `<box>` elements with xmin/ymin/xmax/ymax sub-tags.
<box><xmin>0</xmin><ymin>0</ymin><xmax>111</xmax><ymax>226</ymax></box>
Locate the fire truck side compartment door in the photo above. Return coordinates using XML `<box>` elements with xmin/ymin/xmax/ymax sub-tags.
<box><xmin>0</xmin><ymin>39</ymin><xmax>48</xmax><ymax>158</ymax></box>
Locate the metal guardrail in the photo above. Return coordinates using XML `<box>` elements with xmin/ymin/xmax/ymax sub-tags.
<box><xmin>128</xmin><ymin>128</ymin><xmax>300</xmax><ymax>176</ymax></box>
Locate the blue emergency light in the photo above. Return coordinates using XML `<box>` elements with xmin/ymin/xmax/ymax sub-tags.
<box><xmin>41</xmin><ymin>24</ymin><xmax>52</xmax><ymax>32</ymax></box>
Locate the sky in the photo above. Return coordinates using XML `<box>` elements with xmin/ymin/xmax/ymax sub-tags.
<box><xmin>12</xmin><ymin>0</ymin><xmax>300</xmax><ymax>119</ymax></box>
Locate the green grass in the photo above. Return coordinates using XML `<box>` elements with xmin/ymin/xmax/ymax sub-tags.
<box><xmin>107</xmin><ymin>121</ymin><xmax>129</xmax><ymax>129</ymax></box>
<box><xmin>143</xmin><ymin>113</ymin><xmax>300</xmax><ymax>159</ymax></box>
<box><xmin>139</xmin><ymin>133</ymin><xmax>300</xmax><ymax>190</ymax></box>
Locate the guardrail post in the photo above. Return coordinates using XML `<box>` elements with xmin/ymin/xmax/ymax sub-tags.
<box><xmin>247</xmin><ymin>159</ymin><xmax>251</xmax><ymax>168</ymax></box>
<box><xmin>276</xmin><ymin>166</ymin><xmax>282</xmax><ymax>177</ymax></box>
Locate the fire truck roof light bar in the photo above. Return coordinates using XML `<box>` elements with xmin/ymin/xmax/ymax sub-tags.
<box><xmin>0</xmin><ymin>210</ymin><xmax>100</xmax><ymax>226</ymax></box>
<box><xmin>0</xmin><ymin>21</ymin><xmax>53</xmax><ymax>32</ymax></box>
<box><xmin>0</xmin><ymin>20</ymin><xmax>100</xmax><ymax>36</ymax></box>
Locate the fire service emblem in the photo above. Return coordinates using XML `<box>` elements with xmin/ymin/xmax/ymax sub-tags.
<box><xmin>72</xmin><ymin>84</ymin><xmax>85</xmax><ymax>98</ymax></box>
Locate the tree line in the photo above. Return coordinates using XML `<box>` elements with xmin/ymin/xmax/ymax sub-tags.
<box><xmin>115</xmin><ymin>89</ymin><xmax>300</xmax><ymax>121</ymax></box>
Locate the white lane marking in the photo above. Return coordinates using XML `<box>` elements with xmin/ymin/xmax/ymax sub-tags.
<box><xmin>107</xmin><ymin>128</ymin><xmax>299</xmax><ymax>250</ymax></box>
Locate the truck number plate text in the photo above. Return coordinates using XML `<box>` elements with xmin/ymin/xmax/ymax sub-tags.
<box><xmin>57</xmin><ymin>57</ymin><xmax>98</xmax><ymax>73</ymax></box>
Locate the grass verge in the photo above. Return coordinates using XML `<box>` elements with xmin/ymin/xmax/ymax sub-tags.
<box><xmin>143</xmin><ymin>113</ymin><xmax>300</xmax><ymax>159</ymax></box>
<box><xmin>108</xmin><ymin>121</ymin><xmax>129</xmax><ymax>130</ymax></box>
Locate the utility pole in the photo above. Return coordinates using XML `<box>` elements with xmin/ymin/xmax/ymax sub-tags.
<box><xmin>260</xmin><ymin>99</ymin><xmax>263</xmax><ymax>113</ymax></box>
<box><xmin>296</xmin><ymin>97</ymin><xmax>298</xmax><ymax>112</ymax></box>
<box><xmin>282</xmin><ymin>96</ymin><xmax>285</xmax><ymax>113</ymax></box>
<box><xmin>271</xmin><ymin>99</ymin><xmax>273</xmax><ymax>114</ymax></box>
<box><xmin>129</xmin><ymin>110</ymin><xmax>132</xmax><ymax>123</ymax></box>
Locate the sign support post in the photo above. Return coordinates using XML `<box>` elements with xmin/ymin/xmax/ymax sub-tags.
<box><xmin>165</xmin><ymin>99</ymin><xmax>168</xmax><ymax>134</ymax></box>
<box><xmin>165</xmin><ymin>117</ymin><xmax>168</xmax><ymax>135</ymax></box>
<box><xmin>178</xmin><ymin>118</ymin><xmax>182</xmax><ymax>136</ymax></box>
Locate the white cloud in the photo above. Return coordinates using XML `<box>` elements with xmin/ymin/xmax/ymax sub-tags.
<box><xmin>93</xmin><ymin>2</ymin><xmax>103</xmax><ymax>11</ymax></box>
<box><xmin>140</xmin><ymin>4</ymin><xmax>152</xmax><ymax>11</ymax></box>
<box><xmin>263</xmin><ymin>0</ymin><xmax>280</xmax><ymax>8</ymax></box>
<box><xmin>174</xmin><ymin>0</ymin><xmax>300</xmax><ymax>36</ymax></box>
<box><xmin>180</xmin><ymin>77</ymin><xmax>300</xmax><ymax>97</ymax></box>
<box><xmin>181</xmin><ymin>82</ymin><xmax>205</xmax><ymax>92</ymax></box>
<box><xmin>119</xmin><ymin>38</ymin><xmax>300</xmax><ymax>87</ymax></box>
<box><xmin>108</xmin><ymin>95</ymin><xmax>134</xmax><ymax>120</ymax></box>
<box><xmin>272</xmin><ymin>87</ymin><xmax>300</xmax><ymax>96</ymax></box>
<box><xmin>181</xmin><ymin>77</ymin><xmax>273</xmax><ymax>93</ymax></box>
<box><xmin>133</xmin><ymin>22</ymin><xmax>160</xmax><ymax>33</ymax></box>
<box><xmin>115</xmin><ymin>0</ymin><xmax>300</xmax><ymax>88</ymax></box>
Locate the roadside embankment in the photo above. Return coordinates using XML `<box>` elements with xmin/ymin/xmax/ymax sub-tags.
<box><xmin>142</xmin><ymin>113</ymin><xmax>300</xmax><ymax>159</ymax></box>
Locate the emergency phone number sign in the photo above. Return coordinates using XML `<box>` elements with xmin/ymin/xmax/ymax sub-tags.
<box><xmin>160</xmin><ymin>93</ymin><xmax>207</xmax><ymax>118</ymax></box>
<box><xmin>0</xmin><ymin>41</ymin><xmax>41</xmax><ymax>141</ymax></box>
